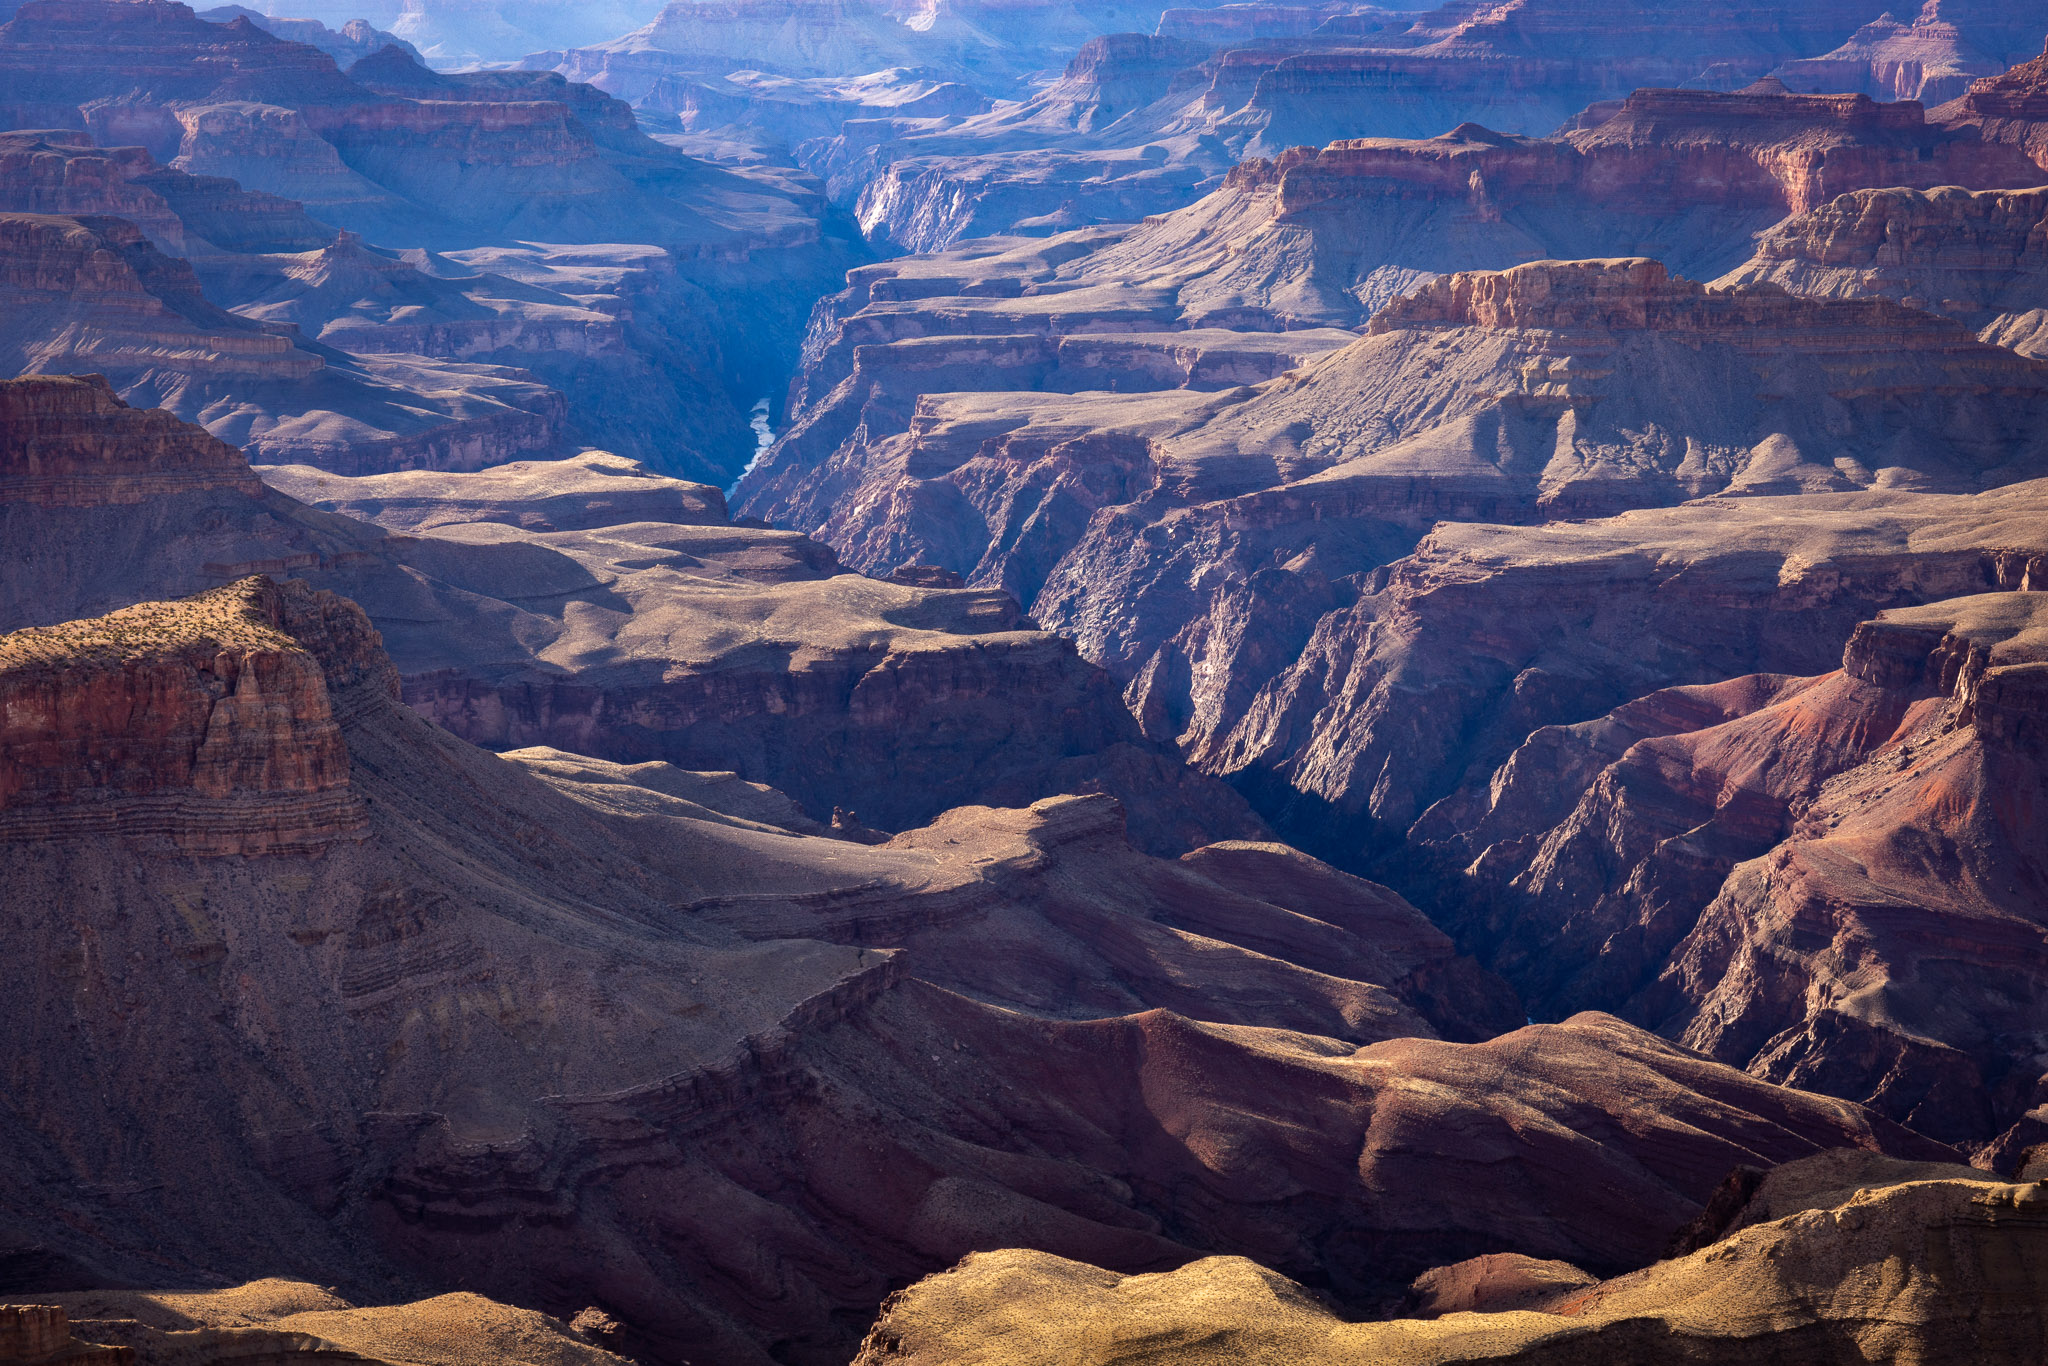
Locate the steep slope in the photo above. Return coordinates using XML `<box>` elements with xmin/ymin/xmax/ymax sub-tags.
<box><xmin>1932</xmin><ymin>37</ymin><xmax>2048</xmax><ymax>170</ymax></box>
<box><xmin>0</xmin><ymin>213</ymin><xmax>567</xmax><ymax>472</ymax></box>
<box><xmin>1419</xmin><ymin>591</ymin><xmax>2048</xmax><ymax>1147</ymax></box>
<box><xmin>852</xmin><ymin>1152</ymin><xmax>2048</xmax><ymax>1366</ymax></box>
<box><xmin>1654</xmin><ymin>593</ymin><xmax>2048</xmax><ymax>1145</ymax></box>
<box><xmin>3</xmin><ymin>575</ymin><xmax>1957</xmax><ymax>1364</ymax></box>
<box><xmin>0</xmin><ymin>376</ymin><xmax>1257</xmax><ymax>851</ymax></box>
<box><xmin>1724</xmin><ymin>183</ymin><xmax>2048</xmax><ymax>357</ymax></box>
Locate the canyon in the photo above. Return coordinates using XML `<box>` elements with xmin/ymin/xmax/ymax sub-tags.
<box><xmin>555</xmin><ymin>0</ymin><xmax>2048</xmax><ymax>251</ymax></box>
<box><xmin>8</xmin><ymin>0</ymin><xmax>2048</xmax><ymax>1361</ymax></box>
<box><xmin>0</xmin><ymin>0</ymin><xmax>867</xmax><ymax>482</ymax></box>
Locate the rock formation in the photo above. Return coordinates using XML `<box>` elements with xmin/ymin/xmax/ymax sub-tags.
<box><xmin>1725</xmin><ymin>184</ymin><xmax>2048</xmax><ymax>355</ymax></box>
<box><xmin>0</xmin><ymin>1305</ymin><xmax>128</xmax><ymax>1365</ymax></box>
<box><xmin>3</xmin><ymin>572</ymin><xmax>1955</xmax><ymax>1363</ymax></box>
<box><xmin>0</xmin><ymin>575</ymin><xmax>380</xmax><ymax>854</ymax></box>
<box><xmin>0</xmin><ymin>376</ymin><xmax>1259</xmax><ymax>852</ymax></box>
<box><xmin>851</xmin><ymin>1152</ymin><xmax>2048</xmax><ymax>1365</ymax></box>
<box><xmin>196</xmin><ymin>5</ymin><xmax>423</xmax><ymax>68</ymax></box>
<box><xmin>1933</xmin><ymin>36</ymin><xmax>2048</xmax><ymax>170</ymax></box>
<box><xmin>747</xmin><ymin>78</ymin><xmax>2048</xmax><ymax>562</ymax></box>
<box><xmin>0</xmin><ymin>214</ymin><xmax>567</xmax><ymax>472</ymax></box>
<box><xmin>1774</xmin><ymin>1</ymin><xmax>2005</xmax><ymax>104</ymax></box>
<box><xmin>1419</xmin><ymin>589</ymin><xmax>2048</xmax><ymax>1148</ymax></box>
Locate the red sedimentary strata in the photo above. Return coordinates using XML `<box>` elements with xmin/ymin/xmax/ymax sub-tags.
<box><xmin>1263</xmin><ymin>82</ymin><xmax>2043</xmax><ymax>221</ymax></box>
<box><xmin>1933</xmin><ymin>39</ymin><xmax>2048</xmax><ymax>170</ymax></box>
<box><xmin>0</xmin><ymin>575</ymin><xmax>393</xmax><ymax>855</ymax></box>
<box><xmin>1657</xmin><ymin>593</ymin><xmax>2048</xmax><ymax>1147</ymax></box>
<box><xmin>1427</xmin><ymin>588</ymin><xmax>2048</xmax><ymax>1146</ymax></box>
<box><xmin>0</xmin><ymin>372</ymin><xmax>261</xmax><ymax>506</ymax></box>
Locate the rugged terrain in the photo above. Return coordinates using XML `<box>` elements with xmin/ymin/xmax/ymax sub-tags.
<box><xmin>604</xmin><ymin>0</ymin><xmax>2048</xmax><ymax>250</ymax></box>
<box><xmin>739</xmin><ymin>98</ymin><xmax>2048</xmax><ymax>1173</ymax></box>
<box><xmin>0</xmin><ymin>373</ymin><xmax>1257</xmax><ymax>849</ymax></box>
<box><xmin>0</xmin><ymin>0</ymin><xmax>869</xmax><ymax>482</ymax></box>
<box><xmin>2</xmin><ymin>572</ymin><xmax>1960</xmax><ymax>1365</ymax></box>
<box><xmin>855</xmin><ymin>1150</ymin><xmax>2048</xmax><ymax>1365</ymax></box>
<box><xmin>9</xmin><ymin>0</ymin><xmax>2048</xmax><ymax>1361</ymax></box>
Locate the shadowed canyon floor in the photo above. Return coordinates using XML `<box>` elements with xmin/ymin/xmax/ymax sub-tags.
<box><xmin>0</xmin><ymin>373</ymin><xmax>1260</xmax><ymax>849</ymax></box>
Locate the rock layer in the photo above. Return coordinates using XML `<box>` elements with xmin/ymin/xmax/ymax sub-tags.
<box><xmin>1723</xmin><ymin>183</ymin><xmax>2048</xmax><ymax>356</ymax></box>
<box><xmin>3</xmin><ymin>578</ymin><xmax>1948</xmax><ymax>1366</ymax></box>
<box><xmin>851</xmin><ymin>1154</ymin><xmax>2048</xmax><ymax>1366</ymax></box>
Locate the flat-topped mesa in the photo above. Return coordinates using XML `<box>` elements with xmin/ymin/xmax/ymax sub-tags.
<box><xmin>1270</xmin><ymin>83</ymin><xmax>2039</xmax><ymax>219</ymax></box>
<box><xmin>1366</xmin><ymin>257</ymin><xmax>1984</xmax><ymax>350</ymax></box>
<box><xmin>0</xmin><ymin>373</ymin><xmax>261</xmax><ymax>506</ymax></box>
<box><xmin>0</xmin><ymin>576</ymin><xmax>393</xmax><ymax>854</ymax></box>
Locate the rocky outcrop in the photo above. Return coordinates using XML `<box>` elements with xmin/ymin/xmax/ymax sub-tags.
<box><xmin>0</xmin><ymin>373</ymin><xmax>260</xmax><ymax>505</ymax></box>
<box><xmin>1933</xmin><ymin>38</ymin><xmax>2048</xmax><ymax>170</ymax></box>
<box><xmin>1725</xmin><ymin>183</ymin><xmax>2048</xmax><ymax>355</ymax></box>
<box><xmin>1650</xmin><ymin>592</ymin><xmax>2048</xmax><ymax>1145</ymax></box>
<box><xmin>0</xmin><ymin>211</ymin><xmax>567</xmax><ymax>473</ymax></box>
<box><xmin>851</xmin><ymin>1153</ymin><xmax>2048</xmax><ymax>1365</ymax></box>
<box><xmin>1420</xmin><ymin>591</ymin><xmax>2048</xmax><ymax>1133</ymax></box>
<box><xmin>0</xmin><ymin>576</ymin><xmax>384</xmax><ymax>854</ymax></box>
<box><xmin>1773</xmin><ymin>3</ymin><xmax>2004</xmax><ymax>104</ymax></box>
<box><xmin>0</xmin><ymin>1306</ymin><xmax>129</xmax><ymax>1365</ymax></box>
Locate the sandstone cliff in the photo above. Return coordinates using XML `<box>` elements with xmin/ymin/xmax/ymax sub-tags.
<box><xmin>0</xmin><ymin>576</ymin><xmax>383</xmax><ymax>854</ymax></box>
